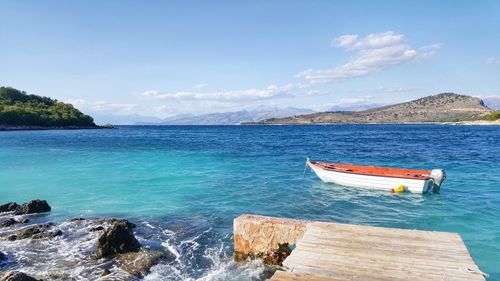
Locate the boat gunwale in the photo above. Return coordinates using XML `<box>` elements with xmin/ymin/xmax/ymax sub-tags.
<box><xmin>309</xmin><ymin>161</ymin><xmax>432</xmax><ymax>181</ymax></box>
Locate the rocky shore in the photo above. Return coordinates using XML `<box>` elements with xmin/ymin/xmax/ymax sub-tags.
<box><xmin>0</xmin><ymin>125</ymin><xmax>114</xmax><ymax>131</ymax></box>
<box><xmin>0</xmin><ymin>200</ymin><xmax>171</xmax><ymax>280</ymax></box>
<box><xmin>445</xmin><ymin>119</ymin><xmax>500</xmax><ymax>126</ymax></box>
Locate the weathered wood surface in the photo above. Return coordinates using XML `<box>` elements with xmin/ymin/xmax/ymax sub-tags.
<box><xmin>268</xmin><ymin>221</ymin><xmax>485</xmax><ymax>281</ymax></box>
<box><xmin>269</xmin><ymin>271</ymin><xmax>342</xmax><ymax>281</ymax></box>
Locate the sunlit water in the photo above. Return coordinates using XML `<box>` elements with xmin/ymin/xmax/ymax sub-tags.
<box><xmin>1</xmin><ymin>125</ymin><xmax>499</xmax><ymax>280</ymax></box>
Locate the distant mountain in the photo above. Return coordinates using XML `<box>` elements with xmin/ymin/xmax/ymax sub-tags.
<box><xmin>0</xmin><ymin>87</ymin><xmax>97</xmax><ymax>129</ymax></box>
<box><xmin>91</xmin><ymin>113</ymin><xmax>164</xmax><ymax>125</ymax></box>
<box><xmin>483</xmin><ymin>96</ymin><xmax>500</xmax><ymax>110</ymax></box>
<box><xmin>244</xmin><ymin>93</ymin><xmax>493</xmax><ymax>124</ymax></box>
<box><xmin>160</xmin><ymin>107</ymin><xmax>314</xmax><ymax>125</ymax></box>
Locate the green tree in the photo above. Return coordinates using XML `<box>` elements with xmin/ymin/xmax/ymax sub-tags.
<box><xmin>0</xmin><ymin>87</ymin><xmax>96</xmax><ymax>127</ymax></box>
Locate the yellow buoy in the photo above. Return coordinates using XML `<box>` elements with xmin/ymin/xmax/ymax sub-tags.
<box><xmin>396</xmin><ymin>185</ymin><xmax>405</xmax><ymax>193</ymax></box>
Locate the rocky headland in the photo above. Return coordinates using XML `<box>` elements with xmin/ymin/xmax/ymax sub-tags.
<box><xmin>0</xmin><ymin>87</ymin><xmax>113</xmax><ymax>131</ymax></box>
<box><xmin>244</xmin><ymin>93</ymin><xmax>498</xmax><ymax>125</ymax></box>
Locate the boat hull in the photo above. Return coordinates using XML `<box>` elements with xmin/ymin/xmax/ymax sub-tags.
<box><xmin>307</xmin><ymin>161</ymin><xmax>434</xmax><ymax>193</ymax></box>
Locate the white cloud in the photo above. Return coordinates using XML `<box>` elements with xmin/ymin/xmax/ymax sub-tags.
<box><xmin>378</xmin><ymin>86</ymin><xmax>419</xmax><ymax>93</ymax></box>
<box><xmin>298</xmin><ymin>31</ymin><xmax>441</xmax><ymax>84</ymax></box>
<box><xmin>311</xmin><ymin>96</ymin><xmax>384</xmax><ymax>112</ymax></box>
<box><xmin>140</xmin><ymin>83</ymin><xmax>303</xmax><ymax>102</ymax></box>
<box><xmin>193</xmin><ymin>83</ymin><xmax>208</xmax><ymax>89</ymax></box>
<box><xmin>65</xmin><ymin>99</ymin><xmax>137</xmax><ymax>114</ymax></box>
<box><xmin>486</xmin><ymin>57</ymin><xmax>500</xmax><ymax>65</ymax></box>
<box><xmin>332</xmin><ymin>31</ymin><xmax>404</xmax><ymax>50</ymax></box>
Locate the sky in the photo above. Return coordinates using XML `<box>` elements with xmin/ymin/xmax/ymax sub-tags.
<box><xmin>1</xmin><ymin>0</ymin><xmax>500</xmax><ymax>119</ymax></box>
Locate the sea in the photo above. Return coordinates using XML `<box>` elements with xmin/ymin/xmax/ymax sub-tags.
<box><xmin>0</xmin><ymin>125</ymin><xmax>499</xmax><ymax>280</ymax></box>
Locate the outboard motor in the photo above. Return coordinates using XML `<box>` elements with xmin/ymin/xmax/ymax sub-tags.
<box><xmin>430</xmin><ymin>169</ymin><xmax>446</xmax><ymax>193</ymax></box>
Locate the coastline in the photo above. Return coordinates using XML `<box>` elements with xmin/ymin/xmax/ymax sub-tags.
<box><xmin>241</xmin><ymin>120</ymin><xmax>500</xmax><ymax>126</ymax></box>
<box><xmin>0</xmin><ymin>125</ymin><xmax>114</xmax><ymax>131</ymax></box>
<box><xmin>445</xmin><ymin>119</ymin><xmax>500</xmax><ymax>126</ymax></box>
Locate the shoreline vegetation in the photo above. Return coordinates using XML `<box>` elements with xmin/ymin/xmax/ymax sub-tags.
<box><xmin>0</xmin><ymin>86</ymin><xmax>113</xmax><ymax>131</ymax></box>
<box><xmin>0</xmin><ymin>124</ymin><xmax>113</xmax><ymax>131</ymax></box>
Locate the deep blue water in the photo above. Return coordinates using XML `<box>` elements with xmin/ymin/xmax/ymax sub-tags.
<box><xmin>1</xmin><ymin>125</ymin><xmax>499</xmax><ymax>280</ymax></box>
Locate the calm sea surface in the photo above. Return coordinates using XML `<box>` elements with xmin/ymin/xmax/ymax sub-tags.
<box><xmin>1</xmin><ymin>125</ymin><xmax>499</xmax><ymax>280</ymax></box>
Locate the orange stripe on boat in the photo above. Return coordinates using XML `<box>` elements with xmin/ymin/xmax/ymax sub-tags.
<box><xmin>310</xmin><ymin>161</ymin><xmax>431</xmax><ymax>180</ymax></box>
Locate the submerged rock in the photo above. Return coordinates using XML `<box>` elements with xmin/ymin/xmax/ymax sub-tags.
<box><xmin>117</xmin><ymin>249</ymin><xmax>168</xmax><ymax>277</ymax></box>
<box><xmin>0</xmin><ymin>271</ymin><xmax>41</xmax><ymax>281</ymax></box>
<box><xmin>31</xmin><ymin>229</ymin><xmax>63</xmax><ymax>239</ymax></box>
<box><xmin>0</xmin><ymin>218</ymin><xmax>29</xmax><ymax>228</ymax></box>
<box><xmin>7</xmin><ymin>223</ymin><xmax>61</xmax><ymax>241</ymax></box>
<box><xmin>0</xmin><ymin>202</ymin><xmax>19</xmax><ymax>213</ymax></box>
<box><xmin>0</xmin><ymin>251</ymin><xmax>6</xmax><ymax>261</ymax></box>
<box><xmin>89</xmin><ymin>226</ymin><xmax>104</xmax><ymax>232</ymax></box>
<box><xmin>12</xmin><ymin>200</ymin><xmax>51</xmax><ymax>215</ymax></box>
<box><xmin>95</xmin><ymin>220</ymin><xmax>140</xmax><ymax>258</ymax></box>
<box><xmin>100</xmin><ymin>268</ymin><xmax>111</xmax><ymax>277</ymax></box>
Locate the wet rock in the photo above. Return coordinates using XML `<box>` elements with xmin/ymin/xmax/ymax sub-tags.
<box><xmin>117</xmin><ymin>249</ymin><xmax>167</xmax><ymax>277</ymax></box>
<box><xmin>12</xmin><ymin>200</ymin><xmax>51</xmax><ymax>215</ymax></box>
<box><xmin>0</xmin><ymin>251</ymin><xmax>6</xmax><ymax>261</ymax></box>
<box><xmin>0</xmin><ymin>219</ymin><xmax>18</xmax><ymax>228</ymax></box>
<box><xmin>70</xmin><ymin>217</ymin><xmax>85</xmax><ymax>222</ymax></box>
<box><xmin>89</xmin><ymin>226</ymin><xmax>104</xmax><ymax>232</ymax></box>
<box><xmin>95</xmin><ymin>220</ymin><xmax>140</xmax><ymax>258</ymax></box>
<box><xmin>93</xmin><ymin>219</ymin><xmax>136</xmax><ymax>229</ymax></box>
<box><xmin>0</xmin><ymin>202</ymin><xmax>19</xmax><ymax>213</ymax></box>
<box><xmin>0</xmin><ymin>271</ymin><xmax>42</xmax><ymax>281</ymax></box>
<box><xmin>31</xmin><ymin>229</ymin><xmax>63</xmax><ymax>239</ymax></box>
<box><xmin>6</xmin><ymin>223</ymin><xmax>55</xmax><ymax>241</ymax></box>
<box><xmin>100</xmin><ymin>269</ymin><xmax>111</xmax><ymax>277</ymax></box>
<box><xmin>0</xmin><ymin>218</ymin><xmax>29</xmax><ymax>228</ymax></box>
<box><xmin>262</xmin><ymin>243</ymin><xmax>292</xmax><ymax>265</ymax></box>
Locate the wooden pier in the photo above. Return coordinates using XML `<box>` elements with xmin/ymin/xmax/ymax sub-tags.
<box><xmin>234</xmin><ymin>215</ymin><xmax>485</xmax><ymax>281</ymax></box>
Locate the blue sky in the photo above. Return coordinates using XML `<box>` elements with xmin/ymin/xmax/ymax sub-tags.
<box><xmin>1</xmin><ymin>0</ymin><xmax>500</xmax><ymax>118</ymax></box>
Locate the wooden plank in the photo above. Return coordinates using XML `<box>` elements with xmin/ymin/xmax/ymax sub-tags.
<box><xmin>297</xmin><ymin>236</ymin><xmax>474</xmax><ymax>260</ymax></box>
<box><xmin>302</xmin><ymin>229</ymin><xmax>470</xmax><ymax>253</ymax></box>
<box><xmin>237</xmin><ymin>215</ymin><xmax>486</xmax><ymax>281</ymax></box>
<box><xmin>284</xmin><ymin>250</ymin><xmax>482</xmax><ymax>279</ymax></box>
<box><xmin>268</xmin><ymin>271</ymin><xmax>345</xmax><ymax>281</ymax></box>
<box><xmin>279</xmin><ymin>223</ymin><xmax>485</xmax><ymax>281</ymax></box>
<box><xmin>308</xmin><ymin>223</ymin><xmax>464</xmax><ymax>244</ymax></box>
<box><xmin>287</xmin><ymin>263</ymin><xmax>471</xmax><ymax>281</ymax></box>
<box><xmin>295</xmin><ymin>241</ymin><xmax>476</xmax><ymax>265</ymax></box>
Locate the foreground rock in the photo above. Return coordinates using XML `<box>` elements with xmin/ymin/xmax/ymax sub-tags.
<box><xmin>0</xmin><ymin>202</ymin><xmax>19</xmax><ymax>213</ymax></box>
<box><xmin>7</xmin><ymin>223</ymin><xmax>62</xmax><ymax>241</ymax></box>
<box><xmin>117</xmin><ymin>249</ymin><xmax>168</xmax><ymax>277</ymax></box>
<box><xmin>95</xmin><ymin>220</ymin><xmax>140</xmax><ymax>258</ymax></box>
<box><xmin>12</xmin><ymin>200</ymin><xmax>51</xmax><ymax>215</ymax></box>
<box><xmin>0</xmin><ymin>218</ymin><xmax>29</xmax><ymax>228</ymax></box>
<box><xmin>0</xmin><ymin>271</ymin><xmax>41</xmax><ymax>281</ymax></box>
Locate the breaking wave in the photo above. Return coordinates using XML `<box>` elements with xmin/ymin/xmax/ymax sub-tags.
<box><xmin>0</xmin><ymin>214</ymin><xmax>272</xmax><ymax>280</ymax></box>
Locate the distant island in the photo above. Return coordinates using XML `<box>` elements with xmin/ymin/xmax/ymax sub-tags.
<box><xmin>0</xmin><ymin>87</ymin><xmax>103</xmax><ymax>130</ymax></box>
<box><xmin>243</xmin><ymin>93</ymin><xmax>500</xmax><ymax>125</ymax></box>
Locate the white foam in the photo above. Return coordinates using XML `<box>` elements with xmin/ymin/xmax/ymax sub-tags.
<box><xmin>0</xmin><ymin>218</ymin><xmax>268</xmax><ymax>280</ymax></box>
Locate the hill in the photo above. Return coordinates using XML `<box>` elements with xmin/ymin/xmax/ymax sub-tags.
<box><xmin>244</xmin><ymin>93</ymin><xmax>494</xmax><ymax>125</ymax></box>
<box><xmin>158</xmin><ymin>107</ymin><xmax>313</xmax><ymax>125</ymax></box>
<box><xmin>0</xmin><ymin>87</ymin><xmax>97</xmax><ymax>129</ymax></box>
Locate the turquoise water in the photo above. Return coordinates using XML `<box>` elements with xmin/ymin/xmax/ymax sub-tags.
<box><xmin>1</xmin><ymin>125</ymin><xmax>499</xmax><ymax>280</ymax></box>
